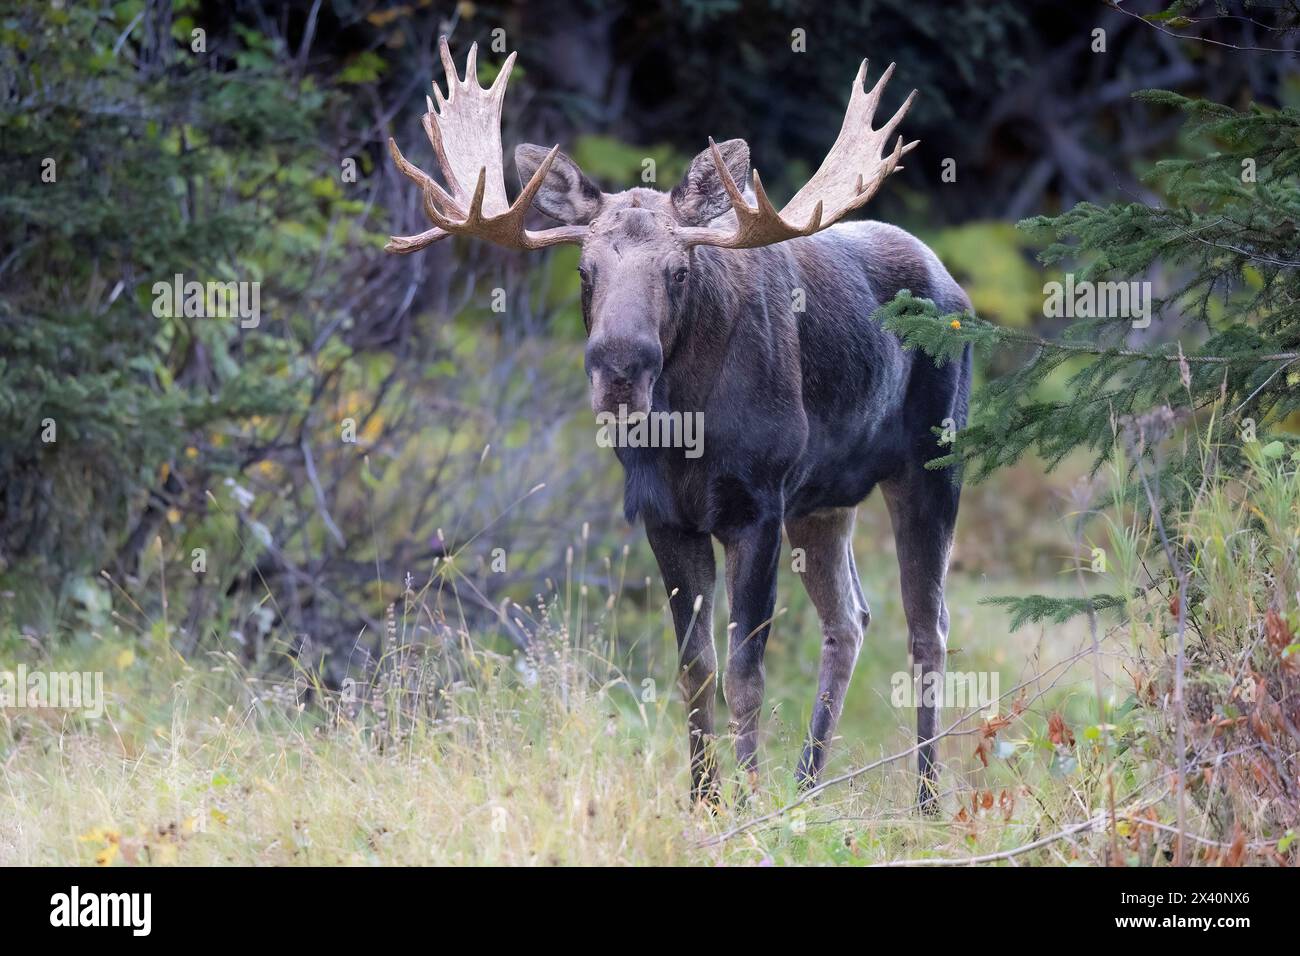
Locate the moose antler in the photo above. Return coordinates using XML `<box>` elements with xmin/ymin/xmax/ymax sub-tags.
<box><xmin>676</xmin><ymin>61</ymin><xmax>918</xmax><ymax>249</ymax></box>
<box><xmin>385</xmin><ymin>37</ymin><xmax>588</xmax><ymax>254</ymax></box>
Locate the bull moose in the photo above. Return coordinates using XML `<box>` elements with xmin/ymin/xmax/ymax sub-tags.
<box><xmin>386</xmin><ymin>38</ymin><xmax>972</xmax><ymax>811</ymax></box>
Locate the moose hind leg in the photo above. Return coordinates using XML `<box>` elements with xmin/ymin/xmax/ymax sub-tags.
<box><xmin>787</xmin><ymin>508</ymin><xmax>870</xmax><ymax>788</ymax></box>
<box><xmin>883</xmin><ymin>475</ymin><xmax>957</xmax><ymax>814</ymax></box>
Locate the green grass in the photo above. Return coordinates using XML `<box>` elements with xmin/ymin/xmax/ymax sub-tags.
<box><xmin>0</xmin><ymin>533</ymin><xmax>1116</xmax><ymax>866</ymax></box>
<box><xmin>7</xmin><ymin>449</ymin><xmax>1294</xmax><ymax>866</ymax></box>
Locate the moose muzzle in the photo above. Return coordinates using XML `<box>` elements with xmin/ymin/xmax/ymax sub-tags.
<box><xmin>586</xmin><ymin>334</ymin><xmax>662</xmax><ymax>418</ymax></box>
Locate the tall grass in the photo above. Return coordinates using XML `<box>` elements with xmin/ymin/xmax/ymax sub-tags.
<box><xmin>1106</xmin><ymin>438</ymin><xmax>1300</xmax><ymax>864</ymax></box>
<box><xmin>1</xmin><ymin>443</ymin><xmax>1296</xmax><ymax>865</ymax></box>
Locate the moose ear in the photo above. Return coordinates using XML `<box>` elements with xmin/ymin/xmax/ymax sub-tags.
<box><xmin>514</xmin><ymin>144</ymin><xmax>602</xmax><ymax>225</ymax></box>
<box><xmin>670</xmin><ymin>138</ymin><xmax>750</xmax><ymax>226</ymax></box>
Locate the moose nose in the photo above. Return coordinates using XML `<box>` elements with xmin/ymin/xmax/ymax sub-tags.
<box><xmin>586</xmin><ymin>335</ymin><xmax>661</xmax><ymax>385</ymax></box>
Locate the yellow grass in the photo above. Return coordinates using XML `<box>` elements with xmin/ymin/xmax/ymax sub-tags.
<box><xmin>1</xmin><ymin>561</ymin><xmax>1120</xmax><ymax>866</ymax></box>
<box><xmin>12</xmin><ymin>452</ymin><xmax>1284</xmax><ymax>867</ymax></box>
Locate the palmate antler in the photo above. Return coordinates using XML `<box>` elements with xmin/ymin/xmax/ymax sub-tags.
<box><xmin>386</xmin><ymin>40</ymin><xmax>916</xmax><ymax>254</ymax></box>
<box><xmin>675</xmin><ymin>61</ymin><xmax>918</xmax><ymax>249</ymax></box>
<box><xmin>385</xmin><ymin>37</ymin><xmax>587</xmax><ymax>254</ymax></box>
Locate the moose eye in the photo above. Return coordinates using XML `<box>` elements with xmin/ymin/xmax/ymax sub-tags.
<box><xmin>672</xmin><ymin>267</ymin><xmax>688</xmax><ymax>284</ymax></box>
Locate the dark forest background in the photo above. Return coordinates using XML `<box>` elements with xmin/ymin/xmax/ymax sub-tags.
<box><xmin>2</xmin><ymin>0</ymin><xmax>1297</xmax><ymax>681</ymax></box>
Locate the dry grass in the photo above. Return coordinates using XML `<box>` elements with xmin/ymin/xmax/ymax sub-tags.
<box><xmin>0</xmin><ymin>562</ymin><xmax>1122</xmax><ymax>866</ymax></box>
<box><xmin>4</xmin><ymin>448</ymin><xmax>1294</xmax><ymax>866</ymax></box>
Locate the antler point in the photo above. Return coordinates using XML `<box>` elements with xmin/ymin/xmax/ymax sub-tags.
<box><xmin>470</xmin><ymin>166</ymin><xmax>488</xmax><ymax>218</ymax></box>
<box><xmin>808</xmin><ymin>200</ymin><xmax>824</xmax><ymax>233</ymax></box>
<box><xmin>465</xmin><ymin>42</ymin><xmax>478</xmax><ymax>86</ymax></box>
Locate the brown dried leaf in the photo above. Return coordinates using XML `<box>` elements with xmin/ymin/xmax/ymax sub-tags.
<box><xmin>1047</xmin><ymin>711</ymin><xmax>1076</xmax><ymax>748</ymax></box>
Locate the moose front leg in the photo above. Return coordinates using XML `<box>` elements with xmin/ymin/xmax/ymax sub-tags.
<box><xmin>720</xmin><ymin>517</ymin><xmax>783</xmax><ymax>782</ymax></box>
<box><xmin>645</xmin><ymin>522</ymin><xmax>719</xmax><ymax>804</ymax></box>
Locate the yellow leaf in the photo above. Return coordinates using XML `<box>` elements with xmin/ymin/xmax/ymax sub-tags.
<box><xmin>360</xmin><ymin>415</ymin><xmax>385</xmax><ymax>443</ymax></box>
<box><xmin>95</xmin><ymin>842</ymin><xmax>119</xmax><ymax>866</ymax></box>
<box><xmin>366</xmin><ymin>4</ymin><xmax>410</xmax><ymax>26</ymax></box>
